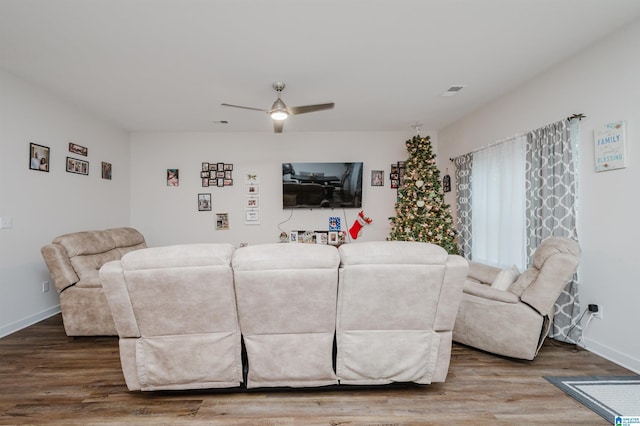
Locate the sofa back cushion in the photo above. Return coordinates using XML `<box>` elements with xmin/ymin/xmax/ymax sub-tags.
<box><xmin>336</xmin><ymin>241</ymin><xmax>468</xmax><ymax>385</ymax></box>
<box><xmin>43</xmin><ymin>227</ymin><xmax>146</xmax><ymax>292</ymax></box>
<box><xmin>232</xmin><ymin>243</ymin><xmax>340</xmax><ymax>388</ymax></box>
<box><xmin>119</xmin><ymin>244</ymin><xmax>237</xmax><ymax>337</ymax></box>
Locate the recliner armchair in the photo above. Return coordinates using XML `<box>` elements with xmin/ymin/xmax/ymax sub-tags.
<box><xmin>452</xmin><ymin>236</ymin><xmax>580</xmax><ymax>360</ymax></box>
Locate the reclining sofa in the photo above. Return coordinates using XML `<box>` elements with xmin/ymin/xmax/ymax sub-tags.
<box><xmin>41</xmin><ymin>227</ymin><xmax>146</xmax><ymax>336</ymax></box>
<box><xmin>99</xmin><ymin>241</ymin><xmax>468</xmax><ymax>391</ymax></box>
<box><xmin>452</xmin><ymin>236</ymin><xmax>581</xmax><ymax>360</ymax></box>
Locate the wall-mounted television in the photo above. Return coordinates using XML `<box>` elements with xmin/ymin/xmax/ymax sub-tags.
<box><xmin>282</xmin><ymin>162</ymin><xmax>363</xmax><ymax>209</ymax></box>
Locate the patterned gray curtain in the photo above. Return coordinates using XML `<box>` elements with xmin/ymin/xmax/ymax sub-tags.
<box><xmin>454</xmin><ymin>154</ymin><xmax>473</xmax><ymax>258</ymax></box>
<box><xmin>526</xmin><ymin>119</ymin><xmax>581</xmax><ymax>344</ymax></box>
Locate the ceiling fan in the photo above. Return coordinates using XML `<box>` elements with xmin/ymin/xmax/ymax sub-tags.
<box><xmin>221</xmin><ymin>82</ymin><xmax>335</xmax><ymax>133</ymax></box>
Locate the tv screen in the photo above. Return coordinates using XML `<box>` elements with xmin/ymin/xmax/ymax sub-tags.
<box><xmin>282</xmin><ymin>162</ymin><xmax>363</xmax><ymax>209</ymax></box>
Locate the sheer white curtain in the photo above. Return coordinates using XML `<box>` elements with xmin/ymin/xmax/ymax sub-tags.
<box><xmin>471</xmin><ymin>135</ymin><xmax>527</xmax><ymax>271</ymax></box>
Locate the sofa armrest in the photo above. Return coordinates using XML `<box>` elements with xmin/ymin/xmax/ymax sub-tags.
<box><xmin>433</xmin><ymin>255</ymin><xmax>468</xmax><ymax>331</ymax></box>
<box><xmin>99</xmin><ymin>260</ymin><xmax>140</xmax><ymax>337</ymax></box>
<box><xmin>41</xmin><ymin>243</ymin><xmax>79</xmax><ymax>293</ymax></box>
<box><xmin>467</xmin><ymin>261</ymin><xmax>501</xmax><ymax>285</ymax></box>
<box><xmin>463</xmin><ymin>281</ymin><xmax>521</xmax><ymax>304</ymax></box>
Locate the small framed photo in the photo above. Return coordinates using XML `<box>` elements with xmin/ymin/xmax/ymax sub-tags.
<box><xmin>289</xmin><ymin>231</ymin><xmax>298</xmax><ymax>243</ymax></box>
<box><xmin>209</xmin><ymin>178</ymin><xmax>217</xmax><ymax>187</ymax></box>
<box><xmin>29</xmin><ymin>143</ymin><xmax>50</xmax><ymax>172</ymax></box>
<box><xmin>245</xmin><ymin>183</ymin><xmax>259</xmax><ymax>195</ymax></box>
<box><xmin>217</xmin><ymin>178</ymin><xmax>224</xmax><ymax>187</ymax></box>
<box><xmin>167</xmin><ymin>169</ymin><xmax>179</xmax><ymax>186</ymax></box>
<box><xmin>101</xmin><ymin>162</ymin><xmax>112</xmax><ymax>180</ymax></box>
<box><xmin>201</xmin><ymin>171</ymin><xmax>210</xmax><ymax>178</ymax></box>
<box><xmin>216</xmin><ymin>171</ymin><xmax>225</xmax><ymax>178</ymax></box>
<box><xmin>217</xmin><ymin>162</ymin><xmax>224</xmax><ymax>171</ymax></box>
<box><xmin>68</xmin><ymin>142</ymin><xmax>88</xmax><ymax>156</ymax></box>
<box><xmin>224</xmin><ymin>164</ymin><xmax>233</xmax><ymax>171</ymax></box>
<box><xmin>371</xmin><ymin>170</ymin><xmax>384</xmax><ymax>186</ymax></box>
<box><xmin>245</xmin><ymin>209</ymin><xmax>260</xmax><ymax>224</ymax></box>
<box><xmin>316</xmin><ymin>232</ymin><xmax>328</xmax><ymax>244</ymax></box>
<box><xmin>224</xmin><ymin>179</ymin><xmax>233</xmax><ymax>186</ymax></box>
<box><xmin>66</xmin><ymin>157</ymin><xmax>89</xmax><ymax>175</ymax></box>
<box><xmin>202</xmin><ymin>162</ymin><xmax>210</xmax><ymax>172</ymax></box>
<box><xmin>328</xmin><ymin>231</ymin><xmax>339</xmax><ymax>245</ymax></box>
<box><xmin>245</xmin><ymin>196</ymin><xmax>259</xmax><ymax>209</ymax></box>
<box><xmin>202</xmin><ymin>178</ymin><xmax>209</xmax><ymax>187</ymax></box>
<box><xmin>216</xmin><ymin>213</ymin><xmax>229</xmax><ymax>230</ymax></box>
<box><xmin>198</xmin><ymin>193</ymin><xmax>212</xmax><ymax>211</ymax></box>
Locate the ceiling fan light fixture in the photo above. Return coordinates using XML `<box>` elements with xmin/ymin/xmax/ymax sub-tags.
<box><xmin>270</xmin><ymin>98</ymin><xmax>289</xmax><ymax>120</ymax></box>
<box><xmin>270</xmin><ymin>110</ymin><xmax>288</xmax><ymax>120</ymax></box>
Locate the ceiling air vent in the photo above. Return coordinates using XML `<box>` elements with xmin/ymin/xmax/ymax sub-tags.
<box><xmin>440</xmin><ymin>85</ymin><xmax>466</xmax><ymax>97</ymax></box>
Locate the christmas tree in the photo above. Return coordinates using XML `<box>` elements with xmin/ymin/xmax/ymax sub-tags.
<box><xmin>388</xmin><ymin>135</ymin><xmax>458</xmax><ymax>254</ymax></box>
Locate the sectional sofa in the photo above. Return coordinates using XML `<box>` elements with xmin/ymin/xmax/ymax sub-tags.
<box><xmin>99</xmin><ymin>241</ymin><xmax>468</xmax><ymax>391</ymax></box>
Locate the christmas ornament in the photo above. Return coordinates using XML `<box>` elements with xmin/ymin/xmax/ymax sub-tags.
<box><xmin>349</xmin><ymin>210</ymin><xmax>373</xmax><ymax>240</ymax></box>
<box><xmin>416</xmin><ymin>200</ymin><xmax>425</xmax><ymax>208</ymax></box>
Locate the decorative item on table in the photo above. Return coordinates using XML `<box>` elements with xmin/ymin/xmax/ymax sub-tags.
<box><xmin>329</xmin><ymin>216</ymin><xmax>341</xmax><ymax>231</ymax></box>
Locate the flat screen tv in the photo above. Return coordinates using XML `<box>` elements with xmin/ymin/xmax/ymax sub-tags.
<box><xmin>282</xmin><ymin>162</ymin><xmax>363</xmax><ymax>209</ymax></box>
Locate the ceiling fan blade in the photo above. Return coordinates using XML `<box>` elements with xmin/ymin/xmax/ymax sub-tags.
<box><xmin>221</xmin><ymin>103</ymin><xmax>268</xmax><ymax>112</ymax></box>
<box><xmin>273</xmin><ymin>120</ymin><xmax>284</xmax><ymax>134</ymax></box>
<box><xmin>289</xmin><ymin>103</ymin><xmax>335</xmax><ymax>115</ymax></box>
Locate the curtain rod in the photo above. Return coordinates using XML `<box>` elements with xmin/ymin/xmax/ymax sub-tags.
<box><xmin>449</xmin><ymin>113</ymin><xmax>585</xmax><ymax>161</ymax></box>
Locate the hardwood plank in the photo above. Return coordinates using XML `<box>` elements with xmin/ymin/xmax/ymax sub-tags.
<box><xmin>0</xmin><ymin>314</ymin><xmax>632</xmax><ymax>424</ymax></box>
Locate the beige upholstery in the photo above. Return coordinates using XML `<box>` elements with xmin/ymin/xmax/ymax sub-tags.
<box><xmin>100</xmin><ymin>244</ymin><xmax>243</xmax><ymax>391</ymax></box>
<box><xmin>232</xmin><ymin>243</ymin><xmax>340</xmax><ymax>388</ymax></box>
<box><xmin>99</xmin><ymin>241</ymin><xmax>468</xmax><ymax>391</ymax></box>
<box><xmin>336</xmin><ymin>241</ymin><xmax>468</xmax><ymax>384</ymax></box>
<box><xmin>453</xmin><ymin>237</ymin><xmax>581</xmax><ymax>360</ymax></box>
<box><xmin>40</xmin><ymin>227</ymin><xmax>146</xmax><ymax>336</ymax></box>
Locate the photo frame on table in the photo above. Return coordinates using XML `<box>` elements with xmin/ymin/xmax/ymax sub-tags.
<box><xmin>66</xmin><ymin>157</ymin><xmax>89</xmax><ymax>175</ymax></box>
<box><xmin>29</xmin><ymin>143</ymin><xmax>50</xmax><ymax>172</ymax></box>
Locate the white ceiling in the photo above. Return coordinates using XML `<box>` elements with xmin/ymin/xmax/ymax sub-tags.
<box><xmin>2</xmin><ymin>0</ymin><xmax>640</xmax><ymax>134</ymax></box>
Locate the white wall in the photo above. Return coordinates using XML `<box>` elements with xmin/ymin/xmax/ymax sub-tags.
<box><xmin>437</xmin><ymin>20</ymin><xmax>640</xmax><ymax>373</ymax></box>
<box><xmin>130</xmin><ymin>131</ymin><xmax>417</xmax><ymax>247</ymax></box>
<box><xmin>0</xmin><ymin>70</ymin><xmax>131</xmax><ymax>337</ymax></box>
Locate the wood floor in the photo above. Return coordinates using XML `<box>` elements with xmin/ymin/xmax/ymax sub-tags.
<box><xmin>0</xmin><ymin>314</ymin><xmax>634</xmax><ymax>425</ymax></box>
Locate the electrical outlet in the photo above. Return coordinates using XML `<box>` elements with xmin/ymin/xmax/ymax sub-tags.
<box><xmin>588</xmin><ymin>303</ymin><xmax>603</xmax><ymax>320</ymax></box>
<box><xmin>42</xmin><ymin>281</ymin><xmax>50</xmax><ymax>293</ymax></box>
<box><xmin>593</xmin><ymin>306</ymin><xmax>603</xmax><ymax>320</ymax></box>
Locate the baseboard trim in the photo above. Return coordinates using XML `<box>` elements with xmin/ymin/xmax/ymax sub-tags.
<box><xmin>584</xmin><ymin>337</ymin><xmax>640</xmax><ymax>374</ymax></box>
<box><xmin>0</xmin><ymin>306</ymin><xmax>61</xmax><ymax>338</ymax></box>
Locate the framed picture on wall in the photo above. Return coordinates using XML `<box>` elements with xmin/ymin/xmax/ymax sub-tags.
<box><xmin>66</xmin><ymin>157</ymin><xmax>89</xmax><ymax>175</ymax></box>
<box><xmin>101</xmin><ymin>162</ymin><xmax>112</xmax><ymax>180</ymax></box>
<box><xmin>29</xmin><ymin>143</ymin><xmax>50</xmax><ymax>172</ymax></box>
<box><xmin>198</xmin><ymin>193</ymin><xmax>212</xmax><ymax>211</ymax></box>
<box><xmin>216</xmin><ymin>213</ymin><xmax>229</xmax><ymax>230</ymax></box>
<box><xmin>371</xmin><ymin>170</ymin><xmax>384</xmax><ymax>186</ymax></box>
<box><xmin>68</xmin><ymin>142</ymin><xmax>88</xmax><ymax>156</ymax></box>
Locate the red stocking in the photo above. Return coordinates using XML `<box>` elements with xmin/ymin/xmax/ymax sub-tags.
<box><xmin>349</xmin><ymin>211</ymin><xmax>372</xmax><ymax>240</ymax></box>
